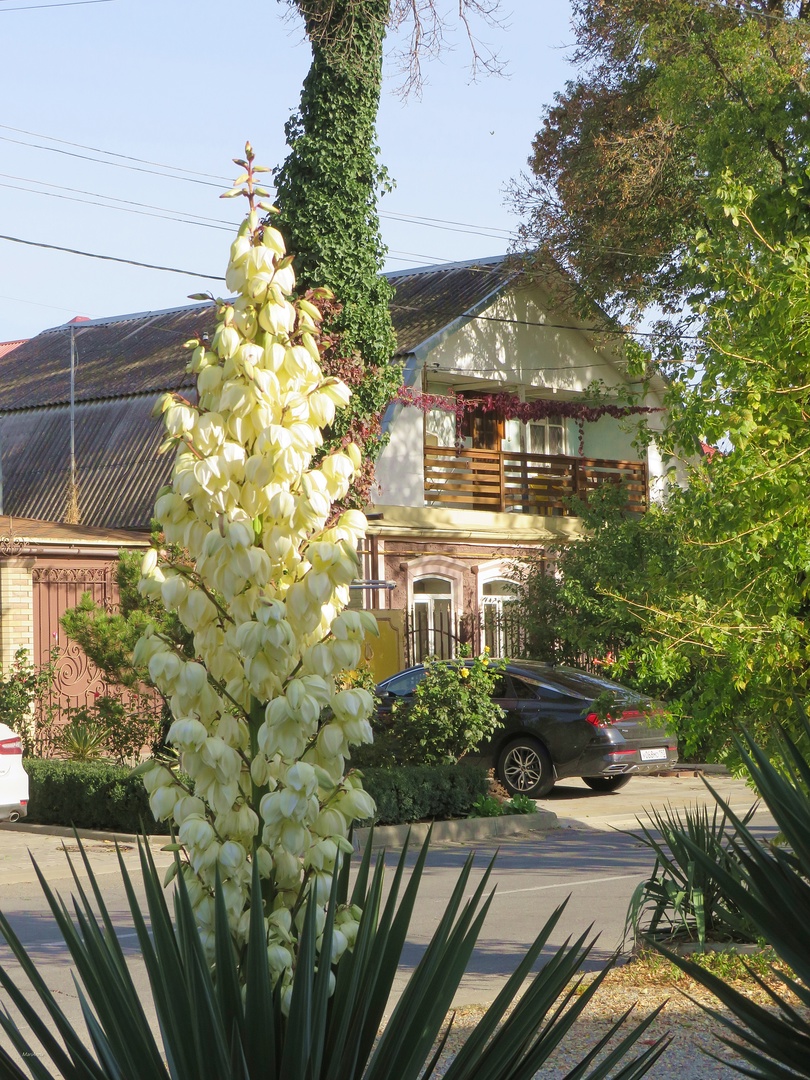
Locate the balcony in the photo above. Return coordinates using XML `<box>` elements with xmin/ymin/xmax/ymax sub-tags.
<box><xmin>423</xmin><ymin>446</ymin><xmax>647</xmax><ymax>516</ymax></box>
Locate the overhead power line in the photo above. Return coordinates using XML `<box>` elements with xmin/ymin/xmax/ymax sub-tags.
<box><xmin>0</xmin><ymin>123</ymin><xmax>232</xmax><ymax>182</ymax></box>
<box><xmin>0</xmin><ymin>233</ymin><xmax>225</xmax><ymax>281</ymax></box>
<box><xmin>0</xmin><ymin>0</ymin><xmax>114</xmax><ymax>10</ymax></box>
<box><xmin>0</xmin><ymin>175</ymin><xmax>235</xmax><ymax>231</ymax></box>
<box><xmin>0</xmin><ymin>133</ymin><xmax>225</xmax><ymax>188</ymax></box>
<box><xmin>0</xmin><ymin>123</ymin><xmax>517</xmax><ymax>241</ymax></box>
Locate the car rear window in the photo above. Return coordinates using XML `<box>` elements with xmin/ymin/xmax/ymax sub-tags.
<box><xmin>509</xmin><ymin>663</ymin><xmax>641</xmax><ymax>700</ymax></box>
<box><xmin>544</xmin><ymin>669</ymin><xmax>641</xmax><ymax>699</ymax></box>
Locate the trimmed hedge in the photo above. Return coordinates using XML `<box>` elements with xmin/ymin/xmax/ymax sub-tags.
<box><xmin>23</xmin><ymin>759</ymin><xmax>168</xmax><ymax>834</ymax></box>
<box><xmin>22</xmin><ymin>759</ymin><xmax>489</xmax><ymax>833</ymax></box>
<box><xmin>360</xmin><ymin>764</ymin><xmax>489</xmax><ymax>826</ymax></box>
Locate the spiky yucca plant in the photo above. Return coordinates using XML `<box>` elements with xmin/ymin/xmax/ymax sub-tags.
<box><xmin>0</xmin><ymin>832</ymin><xmax>670</xmax><ymax>1080</ymax></box>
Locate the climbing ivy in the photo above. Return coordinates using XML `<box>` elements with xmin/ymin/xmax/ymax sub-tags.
<box><xmin>274</xmin><ymin>1</ymin><xmax>401</xmax><ymax>508</ymax></box>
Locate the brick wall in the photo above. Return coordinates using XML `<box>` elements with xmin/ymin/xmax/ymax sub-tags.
<box><xmin>0</xmin><ymin>557</ymin><xmax>34</xmax><ymax>670</ymax></box>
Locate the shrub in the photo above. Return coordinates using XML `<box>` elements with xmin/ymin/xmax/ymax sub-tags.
<box><xmin>625</xmin><ymin>801</ymin><xmax>760</xmax><ymax>950</ymax></box>
<box><xmin>390</xmin><ymin>651</ymin><xmax>506</xmax><ymax>764</ymax></box>
<box><xmin>23</xmin><ymin>759</ymin><xmax>169</xmax><ymax>834</ymax></box>
<box><xmin>0</xmin><ymin>647</ymin><xmax>59</xmax><ymax>756</ymax></box>
<box><xmin>359</xmin><ymin>764</ymin><xmax>488</xmax><ymax>825</ymax></box>
<box><xmin>62</xmin><ymin>694</ymin><xmax>163</xmax><ymax>766</ymax></box>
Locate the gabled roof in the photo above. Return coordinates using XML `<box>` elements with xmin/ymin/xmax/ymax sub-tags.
<box><xmin>388</xmin><ymin>256</ymin><xmax>518</xmax><ymax>356</ymax></box>
<box><xmin>0</xmin><ymin>304</ymin><xmax>211</xmax><ymax>410</ymax></box>
<box><xmin>0</xmin><ymin>256</ymin><xmax>518</xmax><ymax>411</ymax></box>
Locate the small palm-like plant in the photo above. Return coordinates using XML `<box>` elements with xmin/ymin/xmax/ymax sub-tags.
<box><xmin>56</xmin><ymin>717</ymin><xmax>111</xmax><ymax>762</ymax></box>
<box><xmin>0</xmin><ymin>832</ymin><xmax>670</xmax><ymax>1080</ymax></box>
<box><xmin>625</xmin><ymin>800</ymin><xmax>759</xmax><ymax>950</ymax></box>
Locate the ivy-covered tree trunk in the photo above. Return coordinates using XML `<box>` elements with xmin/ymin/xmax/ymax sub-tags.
<box><xmin>274</xmin><ymin>1</ymin><xmax>400</xmax><ymax>506</ymax></box>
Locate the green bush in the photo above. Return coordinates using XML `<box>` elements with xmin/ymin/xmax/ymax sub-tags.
<box><xmin>390</xmin><ymin>652</ymin><xmax>506</xmax><ymax>765</ymax></box>
<box><xmin>359</xmin><ymin>764</ymin><xmax>488</xmax><ymax>825</ymax></box>
<box><xmin>23</xmin><ymin>759</ymin><xmax>168</xmax><ymax>834</ymax></box>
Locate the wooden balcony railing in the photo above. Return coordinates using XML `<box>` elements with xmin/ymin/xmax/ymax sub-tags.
<box><xmin>423</xmin><ymin>446</ymin><xmax>648</xmax><ymax>516</ymax></box>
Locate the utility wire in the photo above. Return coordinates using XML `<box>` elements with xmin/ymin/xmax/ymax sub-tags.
<box><xmin>0</xmin><ymin>124</ymin><xmax>517</xmax><ymax>240</ymax></box>
<box><xmin>0</xmin><ymin>178</ymin><xmax>234</xmax><ymax>231</ymax></box>
<box><xmin>0</xmin><ymin>124</ymin><xmax>232</xmax><ymax>181</ymax></box>
<box><xmin>0</xmin><ymin>133</ymin><xmax>225</xmax><ymax>188</ymax></box>
<box><xmin>0</xmin><ymin>233</ymin><xmax>225</xmax><ymax>281</ymax></box>
<box><xmin>0</xmin><ymin>0</ymin><xmax>113</xmax><ymax>10</ymax></box>
<box><xmin>0</xmin><ymin>171</ymin><xmax>235</xmax><ymax>224</ymax></box>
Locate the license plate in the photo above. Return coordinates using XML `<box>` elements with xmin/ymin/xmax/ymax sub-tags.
<box><xmin>640</xmin><ymin>747</ymin><xmax>668</xmax><ymax>762</ymax></box>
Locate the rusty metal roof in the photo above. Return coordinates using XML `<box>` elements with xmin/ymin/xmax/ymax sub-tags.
<box><xmin>0</xmin><ymin>304</ymin><xmax>213</xmax><ymax>410</ymax></box>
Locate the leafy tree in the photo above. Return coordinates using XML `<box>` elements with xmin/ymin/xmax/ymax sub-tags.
<box><xmin>512</xmin><ymin>0</ymin><xmax>810</xmax><ymax>319</ymax></box>
<box><xmin>521</xmin><ymin>173</ymin><xmax>810</xmax><ymax>764</ymax></box>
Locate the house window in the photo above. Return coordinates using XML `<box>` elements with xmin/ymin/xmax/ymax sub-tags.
<box><xmin>412</xmin><ymin>576</ymin><xmax>454</xmax><ymax>661</ymax></box>
<box><xmin>481</xmin><ymin>578</ymin><xmax>521</xmax><ymax>657</ymax></box>
<box><xmin>528</xmin><ymin>417</ymin><xmax>566</xmax><ymax>456</ymax></box>
<box><xmin>501</xmin><ymin>415</ymin><xmax>567</xmax><ymax>457</ymax></box>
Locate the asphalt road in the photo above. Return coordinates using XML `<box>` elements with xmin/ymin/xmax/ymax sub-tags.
<box><xmin>0</xmin><ymin>772</ymin><xmax>772</xmax><ymax>1066</ymax></box>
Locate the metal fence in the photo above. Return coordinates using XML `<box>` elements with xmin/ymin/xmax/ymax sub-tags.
<box><xmin>404</xmin><ymin>606</ymin><xmax>619</xmax><ymax>673</ymax></box>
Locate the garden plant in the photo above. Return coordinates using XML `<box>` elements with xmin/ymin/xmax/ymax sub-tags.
<box><xmin>625</xmin><ymin>802</ymin><xmax>760</xmax><ymax>952</ymax></box>
<box><xmin>389</xmin><ymin>650</ymin><xmax>505</xmax><ymax>765</ymax></box>
<box><xmin>651</xmin><ymin>715</ymin><xmax>810</xmax><ymax>1077</ymax></box>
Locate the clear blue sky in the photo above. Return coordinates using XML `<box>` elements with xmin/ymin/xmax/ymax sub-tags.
<box><xmin>0</xmin><ymin>0</ymin><xmax>578</xmax><ymax>342</ymax></box>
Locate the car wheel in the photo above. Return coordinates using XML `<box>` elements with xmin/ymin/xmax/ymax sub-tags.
<box><xmin>497</xmin><ymin>738</ymin><xmax>554</xmax><ymax>798</ymax></box>
<box><xmin>582</xmin><ymin>775</ymin><xmax>632</xmax><ymax>792</ymax></box>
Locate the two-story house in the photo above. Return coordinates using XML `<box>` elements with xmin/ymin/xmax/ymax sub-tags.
<box><xmin>360</xmin><ymin>257</ymin><xmax>666</xmax><ymax>668</ymax></box>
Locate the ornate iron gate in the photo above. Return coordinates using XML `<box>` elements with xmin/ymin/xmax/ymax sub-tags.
<box><xmin>32</xmin><ymin>563</ymin><xmax>116</xmax><ymax>721</ymax></box>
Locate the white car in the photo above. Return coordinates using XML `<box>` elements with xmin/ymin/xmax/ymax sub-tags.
<box><xmin>0</xmin><ymin>723</ymin><xmax>28</xmax><ymax>821</ymax></box>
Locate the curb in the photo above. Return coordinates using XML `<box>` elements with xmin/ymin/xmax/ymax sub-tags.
<box><xmin>2</xmin><ymin>812</ymin><xmax>560</xmax><ymax>852</ymax></box>
<box><xmin>0</xmin><ymin>822</ymin><xmax>160</xmax><ymax>844</ymax></box>
<box><xmin>353</xmin><ymin>809</ymin><xmax>558</xmax><ymax>851</ymax></box>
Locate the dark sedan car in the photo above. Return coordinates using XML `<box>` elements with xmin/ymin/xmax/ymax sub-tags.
<box><xmin>376</xmin><ymin>660</ymin><xmax>678</xmax><ymax>797</ymax></box>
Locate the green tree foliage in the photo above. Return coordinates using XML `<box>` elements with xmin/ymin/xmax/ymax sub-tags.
<box><xmin>512</xmin><ymin>0</ymin><xmax>810</xmax><ymax>319</ymax></box>
<box><xmin>521</xmin><ymin>177</ymin><xmax>810</xmax><ymax>764</ymax></box>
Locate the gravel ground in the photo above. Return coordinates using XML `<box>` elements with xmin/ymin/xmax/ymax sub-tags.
<box><xmin>426</xmin><ymin>964</ymin><xmax>796</xmax><ymax>1078</ymax></box>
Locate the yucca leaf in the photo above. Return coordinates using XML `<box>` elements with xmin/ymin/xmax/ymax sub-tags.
<box><xmin>212</xmin><ymin>867</ymin><xmax>246</xmax><ymax>1054</ymax></box>
<box><xmin>243</xmin><ymin>856</ymin><xmax>278</xmax><ymax>1078</ymax></box>
<box><xmin>280</xmin><ymin>878</ymin><xmax>318</xmax><ymax>1080</ymax></box>
<box><xmin>446</xmin><ymin>899</ymin><xmax>570</xmax><ymax>1079</ymax></box>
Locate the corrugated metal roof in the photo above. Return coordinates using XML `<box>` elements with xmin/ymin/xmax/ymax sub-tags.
<box><xmin>1</xmin><ymin>396</ymin><xmax>171</xmax><ymax>529</ymax></box>
<box><xmin>388</xmin><ymin>257</ymin><xmax>517</xmax><ymax>355</ymax></box>
<box><xmin>0</xmin><ymin>340</ymin><xmax>26</xmax><ymax>359</ymax></box>
<box><xmin>0</xmin><ymin>258</ymin><xmax>516</xmax><ymax>413</ymax></box>
<box><xmin>0</xmin><ymin>304</ymin><xmax>212</xmax><ymax>410</ymax></box>
<box><xmin>0</xmin><ymin>257</ymin><xmax>519</xmax><ymax>529</ymax></box>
